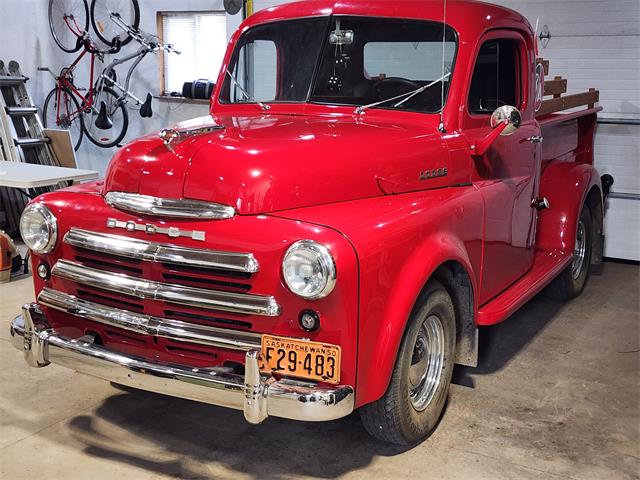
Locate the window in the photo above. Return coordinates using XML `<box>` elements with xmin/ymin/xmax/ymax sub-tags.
<box><xmin>221</xmin><ymin>18</ymin><xmax>328</xmax><ymax>104</ymax></box>
<box><xmin>363</xmin><ymin>41</ymin><xmax>455</xmax><ymax>81</ymax></box>
<box><xmin>230</xmin><ymin>40</ymin><xmax>278</xmax><ymax>102</ymax></box>
<box><xmin>468</xmin><ymin>39</ymin><xmax>520</xmax><ymax>114</ymax></box>
<box><xmin>310</xmin><ymin>17</ymin><xmax>457</xmax><ymax>113</ymax></box>
<box><xmin>221</xmin><ymin>16</ymin><xmax>458</xmax><ymax>114</ymax></box>
<box><xmin>159</xmin><ymin>12</ymin><xmax>227</xmax><ymax>95</ymax></box>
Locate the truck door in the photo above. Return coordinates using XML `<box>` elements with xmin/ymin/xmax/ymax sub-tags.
<box><xmin>464</xmin><ymin>32</ymin><xmax>542</xmax><ymax>304</ymax></box>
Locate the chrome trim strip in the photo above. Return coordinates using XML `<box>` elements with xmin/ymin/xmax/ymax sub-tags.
<box><xmin>52</xmin><ymin>260</ymin><xmax>281</xmax><ymax>317</ymax></box>
<box><xmin>38</xmin><ymin>288</ymin><xmax>262</xmax><ymax>351</ymax></box>
<box><xmin>64</xmin><ymin>228</ymin><xmax>260</xmax><ymax>273</ymax></box>
<box><xmin>105</xmin><ymin>191</ymin><xmax>236</xmax><ymax>219</ymax></box>
<box><xmin>11</xmin><ymin>307</ymin><xmax>355</xmax><ymax>423</ymax></box>
<box><xmin>106</xmin><ymin>218</ymin><xmax>207</xmax><ymax>242</ymax></box>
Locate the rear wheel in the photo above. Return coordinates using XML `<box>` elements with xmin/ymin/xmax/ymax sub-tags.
<box><xmin>42</xmin><ymin>87</ymin><xmax>84</xmax><ymax>151</ymax></box>
<box><xmin>48</xmin><ymin>0</ymin><xmax>89</xmax><ymax>52</ymax></box>
<box><xmin>360</xmin><ymin>281</ymin><xmax>456</xmax><ymax>445</ymax></box>
<box><xmin>547</xmin><ymin>205</ymin><xmax>593</xmax><ymax>299</ymax></box>
<box><xmin>83</xmin><ymin>86</ymin><xmax>128</xmax><ymax>148</ymax></box>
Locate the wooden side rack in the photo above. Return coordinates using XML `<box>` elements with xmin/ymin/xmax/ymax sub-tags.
<box><xmin>535</xmin><ymin>58</ymin><xmax>600</xmax><ymax>118</ymax></box>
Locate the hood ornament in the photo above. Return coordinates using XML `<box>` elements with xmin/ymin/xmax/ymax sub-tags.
<box><xmin>159</xmin><ymin>124</ymin><xmax>224</xmax><ymax>151</ymax></box>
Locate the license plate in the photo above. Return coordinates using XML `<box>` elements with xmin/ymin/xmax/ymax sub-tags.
<box><xmin>260</xmin><ymin>335</ymin><xmax>341</xmax><ymax>384</ymax></box>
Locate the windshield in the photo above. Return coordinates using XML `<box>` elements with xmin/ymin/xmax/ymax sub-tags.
<box><xmin>220</xmin><ymin>16</ymin><xmax>457</xmax><ymax>114</ymax></box>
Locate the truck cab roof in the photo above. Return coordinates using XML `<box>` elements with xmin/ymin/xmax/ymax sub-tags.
<box><xmin>243</xmin><ymin>0</ymin><xmax>533</xmax><ymax>39</ymax></box>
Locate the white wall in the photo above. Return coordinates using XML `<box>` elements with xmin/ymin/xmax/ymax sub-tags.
<box><xmin>0</xmin><ymin>0</ymin><xmax>240</xmax><ymax>176</ymax></box>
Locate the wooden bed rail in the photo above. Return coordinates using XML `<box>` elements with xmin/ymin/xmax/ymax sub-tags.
<box><xmin>536</xmin><ymin>58</ymin><xmax>600</xmax><ymax>119</ymax></box>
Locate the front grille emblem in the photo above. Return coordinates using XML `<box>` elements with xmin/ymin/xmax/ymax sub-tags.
<box><xmin>107</xmin><ymin>218</ymin><xmax>206</xmax><ymax>241</ymax></box>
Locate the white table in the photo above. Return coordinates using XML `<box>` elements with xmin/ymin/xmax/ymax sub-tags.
<box><xmin>0</xmin><ymin>161</ymin><xmax>99</xmax><ymax>188</ymax></box>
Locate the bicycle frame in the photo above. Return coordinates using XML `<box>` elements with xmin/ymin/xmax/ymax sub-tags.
<box><xmin>54</xmin><ymin>46</ymin><xmax>99</xmax><ymax>123</ymax></box>
<box><xmin>98</xmin><ymin>46</ymin><xmax>152</xmax><ymax>107</ymax></box>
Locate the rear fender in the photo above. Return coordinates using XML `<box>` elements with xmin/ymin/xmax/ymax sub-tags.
<box><xmin>536</xmin><ymin>161</ymin><xmax>602</xmax><ymax>253</ymax></box>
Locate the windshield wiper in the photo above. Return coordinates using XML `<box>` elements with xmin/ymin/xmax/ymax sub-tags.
<box><xmin>225</xmin><ymin>69</ymin><xmax>271</xmax><ymax>111</ymax></box>
<box><xmin>355</xmin><ymin>72</ymin><xmax>451</xmax><ymax>115</ymax></box>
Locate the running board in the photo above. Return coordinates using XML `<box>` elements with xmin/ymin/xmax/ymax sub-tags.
<box><xmin>477</xmin><ymin>249</ymin><xmax>572</xmax><ymax>326</ymax></box>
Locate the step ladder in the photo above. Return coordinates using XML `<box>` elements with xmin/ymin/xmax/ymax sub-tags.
<box><xmin>0</xmin><ymin>60</ymin><xmax>61</xmax><ymax>234</ymax></box>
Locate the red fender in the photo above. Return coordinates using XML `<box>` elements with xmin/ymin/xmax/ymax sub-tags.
<box><xmin>536</xmin><ymin>161</ymin><xmax>602</xmax><ymax>254</ymax></box>
<box><xmin>357</xmin><ymin>232</ymin><xmax>478</xmax><ymax>405</ymax></box>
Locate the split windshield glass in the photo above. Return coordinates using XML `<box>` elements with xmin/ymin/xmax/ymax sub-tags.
<box><xmin>220</xmin><ymin>16</ymin><xmax>457</xmax><ymax>113</ymax></box>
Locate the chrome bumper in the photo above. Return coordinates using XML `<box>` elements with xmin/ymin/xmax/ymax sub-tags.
<box><xmin>9</xmin><ymin>303</ymin><xmax>354</xmax><ymax>424</ymax></box>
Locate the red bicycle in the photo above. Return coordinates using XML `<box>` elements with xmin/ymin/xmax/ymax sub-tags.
<box><xmin>42</xmin><ymin>11</ymin><xmax>130</xmax><ymax>150</ymax></box>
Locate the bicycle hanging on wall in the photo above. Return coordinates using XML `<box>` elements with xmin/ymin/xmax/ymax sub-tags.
<box><xmin>43</xmin><ymin>0</ymin><xmax>179</xmax><ymax>150</ymax></box>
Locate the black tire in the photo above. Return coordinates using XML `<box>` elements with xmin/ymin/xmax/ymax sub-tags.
<box><xmin>360</xmin><ymin>281</ymin><xmax>456</xmax><ymax>445</ymax></box>
<box><xmin>48</xmin><ymin>0</ymin><xmax>89</xmax><ymax>53</ymax></box>
<box><xmin>83</xmin><ymin>86</ymin><xmax>128</xmax><ymax>148</ymax></box>
<box><xmin>547</xmin><ymin>205</ymin><xmax>593</xmax><ymax>300</ymax></box>
<box><xmin>43</xmin><ymin>87</ymin><xmax>85</xmax><ymax>151</ymax></box>
<box><xmin>90</xmin><ymin>0</ymin><xmax>140</xmax><ymax>48</ymax></box>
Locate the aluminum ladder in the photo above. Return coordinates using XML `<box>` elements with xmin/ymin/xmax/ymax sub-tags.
<box><xmin>0</xmin><ymin>60</ymin><xmax>60</xmax><ymax>234</ymax></box>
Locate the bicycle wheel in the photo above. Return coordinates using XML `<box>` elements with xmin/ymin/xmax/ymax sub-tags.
<box><xmin>83</xmin><ymin>86</ymin><xmax>128</xmax><ymax>148</ymax></box>
<box><xmin>91</xmin><ymin>0</ymin><xmax>140</xmax><ymax>47</ymax></box>
<box><xmin>48</xmin><ymin>0</ymin><xmax>89</xmax><ymax>53</ymax></box>
<box><xmin>43</xmin><ymin>87</ymin><xmax>85</xmax><ymax>151</ymax></box>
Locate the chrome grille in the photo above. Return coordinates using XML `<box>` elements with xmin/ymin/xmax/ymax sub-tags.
<box><xmin>47</xmin><ymin>228</ymin><xmax>281</xmax><ymax>353</ymax></box>
<box><xmin>52</xmin><ymin>259</ymin><xmax>281</xmax><ymax>317</ymax></box>
<box><xmin>64</xmin><ymin>228</ymin><xmax>258</xmax><ymax>273</ymax></box>
<box><xmin>39</xmin><ymin>288</ymin><xmax>261</xmax><ymax>351</ymax></box>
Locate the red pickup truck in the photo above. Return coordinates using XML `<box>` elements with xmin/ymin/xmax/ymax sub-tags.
<box><xmin>12</xmin><ymin>0</ymin><xmax>611</xmax><ymax>445</ymax></box>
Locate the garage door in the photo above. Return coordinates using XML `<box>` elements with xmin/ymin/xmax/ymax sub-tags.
<box><xmin>492</xmin><ymin>0</ymin><xmax>640</xmax><ymax>260</ymax></box>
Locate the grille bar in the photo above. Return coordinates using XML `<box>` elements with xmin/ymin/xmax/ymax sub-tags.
<box><xmin>52</xmin><ymin>260</ymin><xmax>281</xmax><ymax>317</ymax></box>
<box><xmin>105</xmin><ymin>191</ymin><xmax>235</xmax><ymax>219</ymax></box>
<box><xmin>38</xmin><ymin>288</ymin><xmax>262</xmax><ymax>351</ymax></box>
<box><xmin>64</xmin><ymin>228</ymin><xmax>259</xmax><ymax>273</ymax></box>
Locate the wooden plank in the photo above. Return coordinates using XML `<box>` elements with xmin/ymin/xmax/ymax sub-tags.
<box><xmin>537</xmin><ymin>58</ymin><xmax>549</xmax><ymax>76</ymax></box>
<box><xmin>536</xmin><ymin>89</ymin><xmax>600</xmax><ymax>118</ymax></box>
<box><xmin>544</xmin><ymin>76</ymin><xmax>568</xmax><ymax>97</ymax></box>
<box><xmin>157</xmin><ymin>12</ymin><xmax>167</xmax><ymax>95</ymax></box>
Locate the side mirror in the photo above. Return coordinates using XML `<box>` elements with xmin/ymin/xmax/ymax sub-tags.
<box><xmin>472</xmin><ymin>105</ymin><xmax>522</xmax><ymax>156</ymax></box>
<box><xmin>491</xmin><ymin>105</ymin><xmax>522</xmax><ymax>136</ymax></box>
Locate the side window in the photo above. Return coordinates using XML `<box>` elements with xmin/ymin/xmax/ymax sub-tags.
<box><xmin>468</xmin><ymin>39</ymin><xmax>520</xmax><ymax>114</ymax></box>
<box><xmin>231</xmin><ymin>40</ymin><xmax>277</xmax><ymax>103</ymax></box>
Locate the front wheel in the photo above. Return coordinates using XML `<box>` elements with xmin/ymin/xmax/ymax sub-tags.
<box><xmin>360</xmin><ymin>281</ymin><xmax>456</xmax><ymax>445</ymax></box>
<box><xmin>42</xmin><ymin>87</ymin><xmax>84</xmax><ymax>151</ymax></box>
<box><xmin>83</xmin><ymin>86</ymin><xmax>128</xmax><ymax>148</ymax></box>
<box><xmin>90</xmin><ymin>0</ymin><xmax>140</xmax><ymax>47</ymax></box>
<box><xmin>48</xmin><ymin>0</ymin><xmax>89</xmax><ymax>52</ymax></box>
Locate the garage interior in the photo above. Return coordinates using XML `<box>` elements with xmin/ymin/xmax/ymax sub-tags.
<box><xmin>0</xmin><ymin>0</ymin><xmax>638</xmax><ymax>479</ymax></box>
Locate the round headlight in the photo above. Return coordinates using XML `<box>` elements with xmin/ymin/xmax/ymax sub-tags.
<box><xmin>20</xmin><ymin>203</ymin><xmax>57</xmax><ymax>254</ymax></box>
<box><xmin>282</xmin><ymin>240</ymin><xmax>336</xmax><ymax>300</ymax></box>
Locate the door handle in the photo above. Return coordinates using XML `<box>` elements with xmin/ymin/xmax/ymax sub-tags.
<box><xmin>527</xmin><ymin>135</ymin><xmax>543</xmax><ymax>144</ymax></box>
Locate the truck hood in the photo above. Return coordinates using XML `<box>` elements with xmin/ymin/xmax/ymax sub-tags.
<box><xmin>104</xmin><ymin>113</ymin><xmax>449</xmax><ymax>215</ymax></box>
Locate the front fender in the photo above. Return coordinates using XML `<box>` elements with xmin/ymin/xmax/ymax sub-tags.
<box><xmin>275</xmin><ymin>186</ymin><xmax>483</xmax><ymax>407</ymax></box>
<box><xmin>537</xmin><ymin>161</ymin><xmax>601</xmax><ymax>253</ymax></box>
<box><xmin>360</xmin><ymin>232</ymin><xmax>478</xmax><ymax>404</ymax></box>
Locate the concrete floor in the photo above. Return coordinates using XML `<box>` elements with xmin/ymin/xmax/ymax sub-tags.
<box><xmin>0</xmin><ymin>262</ymin><xmax>638</xmax><ymax>480</ymax></box>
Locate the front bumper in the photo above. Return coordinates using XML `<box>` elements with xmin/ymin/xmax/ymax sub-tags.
<box><xmin>9</xmin><ymin>303</ymin><xmax>354</xmax><ymax>423</ymax></box>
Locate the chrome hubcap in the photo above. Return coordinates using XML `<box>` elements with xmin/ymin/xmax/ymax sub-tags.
<box><xmin>408</xmin><ymin>314</ymin><xmax>445</xmax><ymax>411</ymax></box>
<box><xmin>572</xmin><ymin>220</ymin><xmax>587</xmax><ymax>280</ymax></box>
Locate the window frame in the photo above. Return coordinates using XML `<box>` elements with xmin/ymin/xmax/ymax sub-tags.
<box><xmin>463</xmin><ymin>30</ymin><xmax>529</xmax><ymax>124</ymax></box>
<box><xmin>156</xmin><ymin>10</ymin><xmax>227</xmax><ymax>97</ymax></box>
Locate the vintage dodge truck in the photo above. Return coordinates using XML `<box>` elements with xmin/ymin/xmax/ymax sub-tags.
<box><xmin>11</xmin><ymin>0</ymin><xmax>610</xmax><ymax>445</ymax></box>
